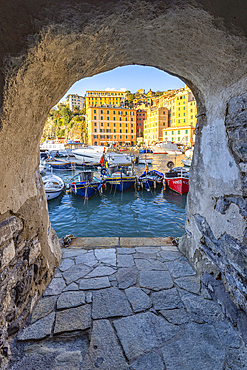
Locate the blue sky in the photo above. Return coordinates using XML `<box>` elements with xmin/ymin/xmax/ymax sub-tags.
<box><xmin>60</xmin><ymin>65</ymin><xmax>184</xmax><ymax>101</ymax></box>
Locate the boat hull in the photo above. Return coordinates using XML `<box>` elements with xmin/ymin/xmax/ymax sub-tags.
<box><xmin>165</xmin><ymin>177</ymin><xmax>189</xmax><ymax>194</ymax></box>
<box><xmin>104</xmin><ymin>177</ymin><xmax>136</xmax><ymax>192</ymax></box>
<box><xmin>70</xmin><ymin>182</ymin><xmax>100</xmax><ymax>199</ymax></box>
<box><xmin>48</xmin><ymin>161</ymin><xmax>75</xmax><ymax>170</ymax></box>
<box><xmin>45</xmin><ymin>190</ymin><xmax>63</xmax><ymax>200</ymax></box>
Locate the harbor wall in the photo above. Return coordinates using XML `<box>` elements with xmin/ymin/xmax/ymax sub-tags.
<box><xmin>0</xmin><ymin>0</ymin><xmax>247</xmax><ymax>365</ymax></box>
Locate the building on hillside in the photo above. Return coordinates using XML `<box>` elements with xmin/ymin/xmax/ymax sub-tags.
<box><xmin>136</xmin><ymin>108</ymin><xmax>146</xmax><ymax>137</ymax></box>
<box><xmin>85</xmin><ymin>90</ymin><xmax>126</xmax><ymax>110</ymax></box>
<box><xmin>86</xmin><ymin>106</ymin><xmax>136</xmax><ymax>146</ymax></box>
<box><xmin>143</xmin><ymin>107</ymin><xmax>169</xmax><ymax>145</ymax></box>
<box><xmin>67</xmin><ymin>94</ymin><xmax>84</xmax><ymax>110</ymax></box>
<box><xmin>137</xmin><ymin>89</ymin><xmax>145</xmax><ymax>95</ymax></box>
<box><xmin>162</xmin><ymin>86</ymin><xmax>197</xmax><ymax>146</ymax></box>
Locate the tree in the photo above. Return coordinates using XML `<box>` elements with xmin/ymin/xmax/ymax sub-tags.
<box><xmin>60</xmin><ymin>107</ymin><xmax>72</xmax><ymax>125</ymax></box>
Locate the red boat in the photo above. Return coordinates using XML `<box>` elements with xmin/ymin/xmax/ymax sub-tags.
<box><xmin>165</xmin><ymin>167</ymin><xmax>189</xmax><ymax>194</ymax></box>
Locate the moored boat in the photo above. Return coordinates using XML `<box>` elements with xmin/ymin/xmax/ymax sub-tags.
<box><xmin>138</xmin><ymin>170</ymin><xmax>164</xmax><ymax>190</ymax></box>
<box><xmin>102</xmin><ymin>166</ymin><xmax>137</xmax><ymax>192</ymax></box>
<box><xmin>46</xmin><ymin>159</ymin><xmax>76</xmax><ymax>170</ymax></box>
<box><xmin>69</xmin><ymin>171</ymin><xmax>102</xmax><ymax>199</ymax></box>
<box><xmin>151</xmin><ymin>141</ymin><xmax>183</xmax><ymax>155</ymax></box>
<box><xmin>165</xmin><ymin>167</ymin><xmax>189</xmax><ymax>194</ymax></box>
<box><xmin>42</xmin><ymin>172</ymin><xmax>65</xmax><ymax>200</ymax></box>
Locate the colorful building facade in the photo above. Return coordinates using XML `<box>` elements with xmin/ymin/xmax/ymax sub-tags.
<box><xmin>67</xmin><ymin>94</ymin><xmax>84</xmax><ymax>110</ymax></box>
<box><xmin>85</xmin><ymin>90</ymin><xmax>126</xmax><ymax>110</ymax></box>
<box><xmin>86</xmin><ymin>106</ymin><xmax>136</xmax><ymax>146</ymax></box>
<box><xmin>143</xmin><ymin>107</ymin><xmax>169</xmax><ymax>145</ymax></box>
<box><xmin>136</xmin><ymin>108</ymin><xmax>146</xmax><ymax>137</ymax></box>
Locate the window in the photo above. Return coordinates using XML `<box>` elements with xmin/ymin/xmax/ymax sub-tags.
<box><xmin>178</xmin><ymin>130</ymin><xmax>180</xmax><ymax>134</ymax></box>
<box><xmin>185</xmin><ymin>129</ymin><xmax>188</xmax><ymax>134</ymax></box>
<box><xmin>120</xmin><ymin>135</ymin><xmax>122</xmax><ymax>139</ymax></box>
<box><xmin>94</xmin><ymin>129</ymin><xmax>97</xmax><ymax>133</ymax></box>
<box><xmin>183</xmin><ymin>107</ymin><xmax>185</xmax><ymax>110</ymax></box>
<box><xmin>165</xmin><ymin>132</ymin><xmax>167</xmax><ymax>135</ymax></box>
<box><xmin>120</xmin><ymin>123</ymin><xmax>122</xmax><ymax>127</ymax></box>
<box><xmin>131</xmin><ymin>129</ymin><xmax>133</xmax><ymax>133</ymax></box>
<box><xmin>125</xmin><ymin>123</ymin><xmax>128</xmax><ymax>127</ymax></box>
<box><xmin>107</xmin><ymin>122</ymin><xmax>110</xmax><ymax>127</ymax></box>
<box><xmin>183</xmin><ymin>113</ymin><xmax>185</xmax><ymax>116</ymax></box>
<box><xmin>191</xmin><ymin>115</ymin><xmax>193</xmax><ymax>119</ymax></box>
<box><xmin>94</xmin><ymin>116</ymin><xmax>96</xmax><ymax>120</ymax></box>
<box><xmin>163</xmin><ymin>122</ymin><xmax>166</xmax><ymax>126</ymax></box>
<box><xmin>107</xmin><ymin>110</ymin><xmax>109</xmax><ymax>114</ymax></box>
<box><xmin>178</xmin><ymin>119</ymin><xmax>180</xmax><ymax>123</ymax></box>
<box><xmin>172</xmin><ymin>131</ymin><xmax>174</xmax><ymax>134</ymax></box>
<box><xmin>126</xmin><ymin>135</ymin><xmax>128</xmax><ymax>139</ymax></box>
<box><xmin>113</xmin><ymin>122</ymin><xmax>116</xmax><ymax>127</ymax></box>
<box><xmin>178</xmin><ymin>108</ymin><xmax>180</xmax><ymax>111</ymax></box>
<box><xmin>101</xmin><ymin>110</ymin><xmax>103</xmax><ymax>114</ymax></box>
<box><xmin>119</xmin><ymin>117</ymin><xmax>122</xmax><ymax>121</ymax></box>
<box><xmin>94</xmin><ymin>122</ymin><xmax>97</xmax><ymax>126</ymax></box>
<box><xmin>120</xmin><ymin>129</ymin><xmax>122</xmax><ymax>133</ymax></box>
<box><xmin>131</xmin><ymin>123</ymin><xmax>133</xmax><ymax>127</ymax></box>
<box><xmin>184</xmin><ymin>119</ymin><xmax>186</xmax><ymax>123</ymax></box>
<box><xmin>94</xmin><ymin>110</ymin><xmax>96</xmax><ymax>114</ymax></box>
<box><xmin>172</xmin><ymin>137</ymin><xmax>174</xmax><ymax>141</ymax></box>
<box><xmin>178</xmin><ymin>137</ymin><xmax>180</xmax><ymax>141</ymax></box>
<box><xmin>101</xmin><ymin>122</ymin><xmax>103</xmax><ymax>126</ymax></box>
<box><xmin>178</xmin><ymin>114</ymin><xmax>180</xmax><ymax>117</ymax></box>
<box><xmin>114</xmin><ymin>129</ymin><xmax>116</xmax><ymax>133</ymax></box>
<box><xmin>113</xmin><ymin>111</ymin><xmax>115</xmax><ymax>115</ymax></box>
<box><xmin>131</xmin><ymin>118</ymin><xmax>133</xmax><ymax>121</ymax></box>
<box><xmin>113</xmin><ymin>117</ymin><xmax>116</xmax><ymax>121</ymax></box>
<box><xmin>191</xmin><ymin>109</ymin><xmax>193</xmax><ymax>112</ymax></box>
<box><xmin>163</xmin><ymin>111</ymin><xmax>166</xmax><ymax>115</ymax></box>
<box><xmin>101</xmin><ymin>116</ymin><xmax>103</xmax><ymax>120</ymax></box>
<box><xmin>118</xmin><ymin>111</ymin><xmax>122</xmax><ymax>115</ymax></box>
<box><xmin>107</xmin><ymin>117</ymin><xmax>109</xmax><ymax>120</ymax></box>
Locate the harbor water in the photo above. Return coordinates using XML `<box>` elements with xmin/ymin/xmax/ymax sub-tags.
<box><xmin>46</xmin><ymin>154</ymin><xmax>187</xmax><ymax>238</ymax></box>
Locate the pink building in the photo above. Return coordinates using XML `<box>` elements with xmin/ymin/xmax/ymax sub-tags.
<box><xmin>136</xmin><ymin>109</ymin><xmax>146</xmax><ymax>137</ymax></box>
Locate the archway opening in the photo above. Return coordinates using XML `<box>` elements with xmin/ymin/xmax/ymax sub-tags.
<box><xmin>40</xmin><ymin>65</ymin><xmax>194</xmax><ymax>240</ymax></box>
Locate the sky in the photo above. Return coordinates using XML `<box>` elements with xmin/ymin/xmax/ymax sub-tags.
<box><xmin>60</xmin><ymin>65</ymin><xmax>184</xmax><ymax>101</ymax></box>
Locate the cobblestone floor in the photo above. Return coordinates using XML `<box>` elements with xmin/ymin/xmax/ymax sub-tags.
<box><xmin>8</xmin><ymin>240</ymin><xmax>247</xmax><ymax>369</ymax></box>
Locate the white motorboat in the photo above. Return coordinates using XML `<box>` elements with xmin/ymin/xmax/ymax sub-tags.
<box><xmin>138</xmin><ymin>156</ymin><xmax>153</xmax><ymax>165</ymax></box>
<box><xmin>42</xmin><ymin>172</ymin><xmax>65</xmax><ymax>200</ymax></box>
<box><xmin>151</xmin><ymin>141</ymin><xmax>183</xmax><ymax>155</ymax></box>
<box><xmin>182</xmin><ymin>147</ymin><xmax>194</xmax><ymax>167</ymax></box>
<box><xmin>73</xmin><ymin>146</ymin><xmax>132</xmax><ymax>166</ymax></box>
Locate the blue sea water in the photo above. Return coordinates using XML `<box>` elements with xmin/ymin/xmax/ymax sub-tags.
<box><xmin>46</xmin><ymin>154</ymin><xmax>187</xmax><ymax>238</ymax></box>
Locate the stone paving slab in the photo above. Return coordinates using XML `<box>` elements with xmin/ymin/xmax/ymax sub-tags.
<box><xmin>11</xmin><ymin>242</ymin><xmax>247</xmax><ymax>370</ymax></box>
<box><xmin>82</xmin><ymin>319</ymin><xmax>128</xmax><ymax>370</ymax></box>
<box><xmin>70</xmin><ymin>237</ymin><xmax>119</xmax><ymax>248</ymax></box>
<box><xmin>120</xmin><ymin>237</ymin><xmax>173</xmax><ymax>246</ymax></box>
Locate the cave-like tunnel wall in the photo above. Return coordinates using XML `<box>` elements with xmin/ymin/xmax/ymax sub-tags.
<box><xmin>0</xmin><ymin>0</ymin><xmax>247</xmax><ymax>364</ymax></box>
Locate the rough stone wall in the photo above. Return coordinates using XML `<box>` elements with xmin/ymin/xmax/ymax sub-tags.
<box><xmin>0</xmin><ymin>0</ymin><xmax>247</xmax><ymax>363</ymax></box>
<box><xmin>0</xmin><ymin>170</ymin><xmax>61</xmax><ymax>367</ymax></box>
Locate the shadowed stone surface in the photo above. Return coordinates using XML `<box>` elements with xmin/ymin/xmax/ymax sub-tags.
<box><xmin>214</xmin><ymin>320</ymin><xmax>241</xmax><ymax>348</ymax></box>
<box><xmin>224</xmin><ymin>348</ymin><xmax>247</xmax><ymax>369</ymax></box>
<box><xmin>63</xmin><ymin>264</ymin><xmax>92</xmax><ymax>284</ymax></box>
<box><xmin>162</xmin><ymin>322</ymin><xmax>225</xmax><ymax>370</ymax></box>
<box><xmin>43</xmin><ymin>278</ymin><xmax>66</xmax><ymax>296</ymax></box>
<box><xmin>160</xmin><ymin>308</ymin><xmax>190</xmax><ymax>325</ymax></box>
<box><xmin>130</xmin><ymin>351</ymin><xmax>165</xmax><ymax>370</ymax></box>
<box><xmin>175</xmin><ymin>276</ymin><xmax>201</xmax><ymax>294</ymax></box>
<box><xmin>54</xmin><ymin>305</ymin><xmax>91</xmax><ymax>334</ymax></box>
<box><xmin>92</xmin><ymin>287</ymin><xmax>133</xmax><ymax>319</ymax></box>
<box><xmin>113</xmin><ymin>312</ymin><xmax>181</xmax><ymax>360</ymax></box>
<box><xmin>159</xmin><ymin>250</ymin><xmax>182</xmax><ymax>261</ymax></box>
<box><xmin>63</xmin><ymin>282</ymin><xmax>79</xmax><ymax>291</ymax></box>
<box><xmin>75</xmin><ymin>251</ymin><xmax>98</xmax><ymax>267</ymax></box>
<box><xmin>117</xmin><ymin>247</ymin><xmax>135</xmax><ymax>254</ymax></box>
<box><xmin>125</xmin><ymin>287</ymin><xmax>152</xmax><ymax>312</ymax></box>
<box><xmin>79</xmin><ymin>276</ymin><xmax>111</xmax><ymax>290</ymax></box>
<box><xmin>94</xmin><ymin>249</ymin><xmax>116</xmax><ymax>266</ymax></box>
<box><xmin>134</xmin><ymin>258</ymin><xmax>167</xmax><ymax>271</ymax></box>
<box><xmin>31</xmin><ymin>296</ymin><xmax>57</xmax><ymax>324</ymax></box>
<box><xmin>139</xmin><ymin>270</ymin><xmax>173</xmax><ymax>291</ymax></box>
<box><xmin>152</xmin><ymin>288</ymin><xmax>183</xmax><ymax>310</ymax></box>
<box><xmin>117</xmin><ymin>254</ymin><xmax>135</xmax><ymax>267</ymax></box>
<box><xmin>59</xmin><ymin>258</ymin><xmax>74</xmax><ymax>272</ymax></box>
<box><xmin>57</xmin><ymin>291</ymin><xmax>85</xmax><ymax>309</ymax></box>
<box><xmin>85</xmin><ymin>265</ymin><xmax>115</xmax><ymax>278</ymax></box>
<box><xmin>82</xmin><ymin>320</ymin><xmax>128</xmax><ymax>370</ymax></box>
<box><xmin>116</xmin><ymin>267</ymin><xmax>138</xmax><ymax>289</ymax></box>
<box><xmin>165</xmin><ymin>260</ymin><xmax>196</xmax><ymax>278</ymax></box>
<box><xmin>17</xmin><ymin>312</ymin><xmax>55</xmax><ymax>341</ymax></box>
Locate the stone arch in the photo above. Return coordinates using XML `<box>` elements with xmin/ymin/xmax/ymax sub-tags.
<box><xmin>1</xmin><ymin>0</ymin><xmax>247</xmax><ymax>358</ymax></box>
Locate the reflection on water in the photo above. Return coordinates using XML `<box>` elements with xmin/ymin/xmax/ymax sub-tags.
<box><xmin>47</xmin><ymin>154</ymin><xmax>187</xmax><ymax>238</ymax></box>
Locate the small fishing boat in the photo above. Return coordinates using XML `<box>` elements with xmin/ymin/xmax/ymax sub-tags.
<box><xmin>102</xmin><ymin>166</ymin><xmax>137</xmax><ymax>192</ymax></box>
<box><xmin>181</xmin><ymin>157</ymin><xmax>192</xmax><ymax>167</ymax></box>
<box><xmin>69</xmin><ymin>171</ymin><xmax>102</xmax><ymax>199</ymax></box>
<box><xmin>139</xmin><ymin>148</ymin><xmax>153</xmax><ymax>154</ymax></box>
<box><xmin>165</xmin><ymin>166</ymin><xmax>189</xmax><ymax>194</ymax></box>
<box><xmin>138</xmin><ymin>170</ymin><xmax>164</xmax><ymax>190</ymax></box>
<box><xmin>42</xmin><ymin>172</ymin><xmax>65</xmax><ymax>200</ymax></box>
<box><xmin>46</xmin><ymin>159</ymin><xmax>76</xmax><ymax>170</ymax></box>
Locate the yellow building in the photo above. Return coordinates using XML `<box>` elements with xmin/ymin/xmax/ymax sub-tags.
<box><xmin>162</xmin><ymin>86</ymin><xmax>197</xmax><ymax>146</ymax></box>
<box><xmin>85</xmin><ymin>90</ymin><xmax>126</xmax><ymax>110</ymax></box>
<box><xmin>143</xmin><ymin>107</ymin><xmax>168</xmax><ymax>145</ymax></box>
<box><xmin>86</xmin><ymin>106</ymin><xmax>136</xmax><ymax>146</ymax></box>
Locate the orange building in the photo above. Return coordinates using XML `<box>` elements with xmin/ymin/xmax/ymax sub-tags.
<box><xmin>136</xmin><ymin>108</ymin><xmax>146</xmax><ymax>137</ymax></box>
<box><xmin>86</xmin><ymin>106</ymin><xmax>136</xmax><ymax>146</ymax></box>
<box><xmin>143</xmin><ymin>107</ymin><xmax>169</xmax><ymax>145</ymax></box>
